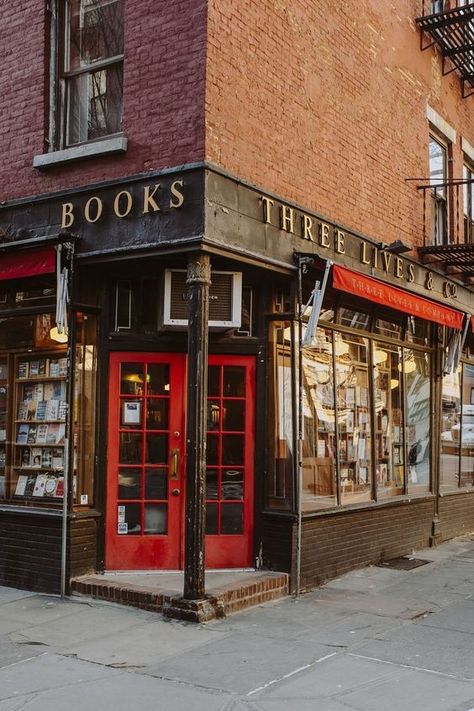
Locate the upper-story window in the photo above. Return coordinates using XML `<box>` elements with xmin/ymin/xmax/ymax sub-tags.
<box><xmin>463</xmin><ymin>161</ymin><xmax>474</xmax><ymax>243</ymax></box>
<box><xmin>56</xmin><ymin>0</ymin><xmax>124</xmax><ymax>149</ymax></box>
<box><xmin>429</xmin><ymin>136</ymin><xmax>448</xmax><ymax>245</ymax></box>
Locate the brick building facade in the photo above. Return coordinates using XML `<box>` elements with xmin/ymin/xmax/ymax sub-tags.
<box><xmin>0</xmin><ymin>0</ymin><xmax>473</xmax><ymax>597</ymax></box>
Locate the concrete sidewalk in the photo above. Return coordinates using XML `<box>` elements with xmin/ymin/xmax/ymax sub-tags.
<box><xmin>0</xmin><ymin>536</ymin><xmax>474</xmax><ymax>710</ymax></box>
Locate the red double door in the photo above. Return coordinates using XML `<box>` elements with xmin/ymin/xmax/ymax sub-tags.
<box><xmin>105</xmin><ymin>353</ymin><xmax>255</xmax><ymax>570</ymax></box>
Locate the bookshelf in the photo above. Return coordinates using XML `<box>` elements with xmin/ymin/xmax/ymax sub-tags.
<box><xmin>12</xmin><ymin>353</ymin><xmax>67</xmax><ymax>500</ymax></box>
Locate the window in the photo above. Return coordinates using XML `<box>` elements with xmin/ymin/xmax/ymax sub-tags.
<box><xmin>463</xmin><ymin>162</ymin><xmax>474</xmax><ymax>243</ymax></box>
<box><xmin>56</xmin><ymin>0</ymin><xmax>124</xmax><ymax>148</ymax></box>
<box><xmin>441</xmin><ymin>361</ymin><xmax>474</xmax><ymax>490</ymax></box>
<box><xmin>429</xmin><ymin>136</ymin><xmax>448</xmax><ymax>245</ymax></box>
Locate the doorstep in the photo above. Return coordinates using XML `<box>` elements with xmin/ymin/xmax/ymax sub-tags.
<box><xmin>71</xmin><ymin>569</ymin><xmax>289</xmax><ymax>622</ymax></box>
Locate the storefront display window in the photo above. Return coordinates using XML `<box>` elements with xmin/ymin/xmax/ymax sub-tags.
<box><xmin>374</xmin><ymin>343</ymin><xmax>404</xmax><ymax>497</ymax></box>
<box><xmin>301</xmin><ymin>329</ymin><xmax>336</xmax><ymax>509</ymax></box>
<box><xmin>461</xmin><ymin>363</ymin><xmax>474</xmax><ymax>487</ymax></box>
<box><xmin>266</xmin><ymin>321</ymin><xmax>293</xmax><ymax>510</ymax></box>
<box><xmin>440</xmin><ymin>366</ymin><xmax>462</xmax><ymax>490</ymax></box>
<box><xmin>405</xmin><ymin>350</ymin><xmax>431</xmax><ymax>493</ymax></box>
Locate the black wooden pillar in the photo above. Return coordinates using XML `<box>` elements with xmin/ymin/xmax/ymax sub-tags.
<box><xmin>183</xmin><ymin>253</ymin><xmax>211</xmax><ymax>600</ymax></box>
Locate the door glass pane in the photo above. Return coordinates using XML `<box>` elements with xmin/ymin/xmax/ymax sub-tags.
<box><xmin>337</xmin><ymin>333</ymin><xmax>372</xmax><ymax>503</ymax></box>
<box><xmin>221</xmin><ymin>503</ymin><xmax>243</xmax><ymax>534</ymax></box>
<box><xmin>206</xmin><ymin>469</ymin><xmax>219</xmax><ymax>499</ymax></box>
<box><xmin>145</xmin><ymin>468</ymin><xmax>167</xmax><ymax>499</ymax></box>
<box><xmin>208</xmin><ymin>366</ymin><xmax>220</xmax><ymax>397</ymax></box>
<box><xmin>145</xmin><ymin>433</ymin><xmax>168</xmax><ymax>464</ymax></box>
<box><xmin>118</xmin><ymin>468</ymin><xmax>141</xmax><ymax>499</ymax></box>
<box><xmin>206</xmin><ymin>502</ymin><xmax>218</xmax><ymax>534</ymax></box>
<box><xmin>207</xmin><ymin>401</ymin><xmax>220</xmax><ymax>431</ymax></box>
<box><xmin>144</xmin><ymin>504</ymin><xmax>167</xmax><ymax>534</ymax></box>
<box><xmin>223</xmin><ymin>400</ymin><xmax>245</xmax><ymax>431</ymax></box>
<box><xmin>207</xmin><ymin>434</ymin><xmax>219</xmax><ymax>465</ymax></box>
<box><xmin>119</xmin><ymin>503</ymin><xmax>141</xmax><ymax>535</ymax></box>
<box><xmin>146</xmin><ymin>399</ymin><xmax>169</xmax><ymax>430</ymax></box>
<box><xmin>440</xmin><ymin>367</ymin><xmax>461</xmax><ymax>490</ymax></box>
<box><xmin>222</xmin><ymin>469</ymin><xmax>243</xmax><ymax>500</ymax></box>
<box><xmin>301</xmin><ymin>328</ymin><xmax>336</xmax><ymax>510</ymax></box>
<box><xmin>460</xmin><ymin>363</ymin><xmax>474</xmax><ymax>488</ymax></box>
<box><xmin>223</xmin><ymin>366</ymin><xmax>245</xmax><ymax>396</ymax></box>
<box><xmin>405</xmin><ymin>350</ymin><xmax>431</xmax><ymax>493</ymax></box>
<box><xmin>222</xmin><ymin>435</ymin><xmax>244</xmax><ymax>465</ymax></box>
<box><xmin>147</xmin><ymin>364</ymin><xmax>170</xmax><ymax>395</ymax></box>
<box><xmin>374</xmin><ymin>343</ymin><xmax>404</xmax><ymax>497</ymax></box>
<box><xmin>121</xmin><ymin>363</ymin><xmax>144</xmax><ymax>395</ymax></box>
<box><xmin>119</xmin><ymin>432</ymin><xmax>142</xmax><ymax>464</ymax></box>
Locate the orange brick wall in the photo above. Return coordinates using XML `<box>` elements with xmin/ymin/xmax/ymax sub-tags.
<box><xmin>205</xmin><ymin>0</ymin><xmax>474</xmax><ymax>248</ymax></box>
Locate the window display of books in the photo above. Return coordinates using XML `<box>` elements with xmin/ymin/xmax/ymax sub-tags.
<box><xmin>0</xmin><ymin>358</ymin><xmax>7</xmax><ymax>500</ymax></box>
<box><xmin>13</xmin><ymin>353</ymin><xmax>67</xmax><ymax>500</ymax></box>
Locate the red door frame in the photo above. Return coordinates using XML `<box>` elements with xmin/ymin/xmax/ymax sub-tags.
<box><xmin>105</xmin><ymin>352</ymin><xmax>255</xmax><ymax>570</ymax></box>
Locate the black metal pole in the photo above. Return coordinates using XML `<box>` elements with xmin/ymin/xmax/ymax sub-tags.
<box><xmin>183</xmin><ymin>253</ymin><xmax>211</xmax><ymax>600</ymax></box>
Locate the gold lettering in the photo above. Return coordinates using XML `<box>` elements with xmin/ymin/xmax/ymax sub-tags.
<box><xmin>425</xmin><ymin>271</ymin><xmax>434</xmax><ymax>290</ymax></box>
<box><xmin>261</xmin><ymin>196</ymin><xmax>274</xmax><ymax>224</ymax></box>
<box><xmin>360</xmin><ymin>241</ymin><xmax>370</xmax><ymax>265</ymax></box>
<box><xmin>280</xmin><ymin>206</ymin><xmax>295</xmax><ymax>234</ymax></box>
<box><xmin>113</xmin><ymin>190</ymin><xmax>133</xmax><ymax>218</ymax></box>
<box><xmin>319</xmin><ymin>222</ymin><xmax>331</xmax><ymax>248</ymax></box>
<box><xmin>170</xmin><ymin>179</ymin><xmax>184</xmax><ymax>209</ymax></box>
<box><xmin>302</xmin><ymin>214</ymin><xmax>314</xmax><ymax>241</ymax></box>
<box><xmin>395</xmin><ymin>257</ymin><xmax>403</xmax><ymax>279</ymax></box>
<box><xmin>373</xmin><ymin>247</ymin><xmax>378</xmax><ymax>269</ymax></box>
<box><xmin>84</xmin><ymin>197</ymin><xmax>103</xmax><ymax>224</ymax></box>
<box><xmin>143</xmin><ymin>184</ymin><xmax>161</xmax><ymax>213</ymax></box>
<box><xmin>407</xmin><ymin>263</ymin><xmax>415</xmax><ymax>282</ymax></box>
<box><xmin>335</xmin><ymin>229</ymin><xmax>345</xmax><ymax>254</ymax></box>
<box><xmin>61</xmin><ymin>202</ymin><xmax>74</xmax><ymax>229</ymax></box>
<box><xmin>381</xmin><ymin>251</ymin><xmax>392</xmax><ymax>272</ymax></box>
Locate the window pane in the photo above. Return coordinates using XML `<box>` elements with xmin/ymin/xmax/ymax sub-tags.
<box><xmin>118</xmin><ymin>468</ymin><xmax>141</xmax><ymax>499</ymax></box>
<box><xmin>67</xmin><ymin>64</ymin><xmax>123</xmax><ymax>145</ymax></box>
<box><xmin>337</xmin><ymin>334</ymin><xmax>372</xmax><ymax>503</ymax></box>
<box><xmin>146</xmin><ymin>400</ymin><xmax>169</xmax><ymax>430</ymax></box>
<box><xmin>374</xmin><ymin>343</ymin><xmax>404</xmax><ymax>498</ymax></box>
<box><xmin>220</xmin><ymin>503</ymin><xmax>243</xmax><ymax>534</ymax></box>
<box><xmin>145</xmin><ymin>468</ymin><xmax>167</xmax><ymax>499</ymax></box>
<box><xmin>119</xmin><ymin>432</ymin><xmax>142</xmax><ymax>464</ymax></box>
<box><xmin>223</xmin><ymin>367</ymin><xmax>245</xmax><ymax>396</ymax></box>
<box><xmin>429</xmin><ymin>137</ymin><xmax>446</xmax><ymax>197</ymax></box>
<box><xmin>144</xmin><ymin>504</ymin><xmax>167</xmax><ymax>534</ymax></box>
<box><xmin>460</xmin><ymin>363</ymin><xmax>474</xmax><ymax>488</ymax></box>
<box><xmin>405</xmin><ymin>350</ymin><xmax>431</xmax><ymax>493</ymax></box>
<box><xmin>374</xmin><ymin>318</ymin><xmax>402</xmax><ymax>339</ymax></box>
<box><xmin>406</xmin><ymin>317</ymin><xmax>431</xmax><ymax>346</ymax></box>
<box><xmin>118</xmin><ymin>503</ymin><xmax>141</xmax><ymax>535</ymax></box>
<box><xmin>301</xmin><ymin>328</ymin><xmax>336</xmax><ymax>510</ymax></box>
<box><xmin>206</xmin><ymin>469</ymin><xmax>218</xmax><ymax>499</ymax></box>
<box><xmin>121</xmin><ymin>364</ymin><xmax>144</xmax><ymax>395</ymax></box>
<box><xmin>440</xmin><ymin>367</ymin><xmax>461</xmax><ymax>490</ymax></box>
<box><xmin>145</xmin><ymin>433</ymin><xmax>168</xmax><ymax>464</ymax></box>
<box><xmin>222</xmin><ymin>469</ymin><xmax>244</xmax><ymax>500</ymax></box>
<box><xmin>68</xmin><ymin>0</ymin><xmax>124</xmax><ymax>70</ymax></box>
<box><xmin>205</xmin><ymin>502</ymin><xmax>218</xmax><ymax>534</ymax></box>
<box><xmin>147</xmin><ymin>364</ymin><xmax>170</xmax><ymax>395</ymax></box>
<box><xmin>338</xmin><ymin>308</ymin><xmax>371</xmax><ymax>330</ymax></box>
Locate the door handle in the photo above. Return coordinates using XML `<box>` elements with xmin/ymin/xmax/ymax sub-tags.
<box><xmin>170</xmin><ymin>448</ymin><xmax>179</xmax><ymax>478</ymax></box>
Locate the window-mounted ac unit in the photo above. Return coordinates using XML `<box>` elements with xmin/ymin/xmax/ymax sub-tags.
<box><xmin>162</xmin><ymin>270</ymin><xmax>242</xmax><ymax>330</ymax></box>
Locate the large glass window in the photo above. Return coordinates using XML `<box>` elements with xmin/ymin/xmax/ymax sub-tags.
<box><xmin>57</xmin><ymin>0</ymin><xmax>124</xmax><ymax>148</ymax></box>
<box><xmin>429</xmin><ymin>136</ymin><xmax>448</xmax><ymax>245</ymax></box>
<box><xmin>405</xmin><ymin>350</ymin><xmax>431</xmax><ymax>493</ymax></box>
<box><xmin>441</xmin><ymin>361</ymin><xmax>474</xmax><ymax>490</ymax></box>
<box><xmin>374</xmin><ymin>343</ymin><xmax>404</xmax><ymax>498</ymax></box>
<box><xmin>463</xmin><ymin>163</ymin><xmax>474</xmax><ymax>244</ymax></box>
<box><xmin>301</xmin><ymin>329</ymin><xmax>336</xmax><ymax>510</ymax></box>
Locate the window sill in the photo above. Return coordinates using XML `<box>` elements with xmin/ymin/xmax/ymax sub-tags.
<box><xmin>33</xmin><ymin>136</ymin><xmax>128</xmax><ymax>169</ymax></box>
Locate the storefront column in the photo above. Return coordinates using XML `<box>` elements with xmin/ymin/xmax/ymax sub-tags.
<box><xmin>183</xmin><ymin>253</ymin><xmax>211</xmax><ymax>600</ymax></box>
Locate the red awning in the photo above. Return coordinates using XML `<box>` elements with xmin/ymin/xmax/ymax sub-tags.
<box><xmin>332</xmin><ymin>265</ymin><xmax>464</xmax><ymax>330</ymax></box>
<box><xmin>0</xmin><ymin>247</ymin><xmax>56</xmax><ymax>281</ymax></box>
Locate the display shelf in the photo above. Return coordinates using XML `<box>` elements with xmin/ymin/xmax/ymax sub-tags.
<box><xmin>12</xmin><ymin>353</ymin><xmax>67</xmax><ymax>501</ymax></box>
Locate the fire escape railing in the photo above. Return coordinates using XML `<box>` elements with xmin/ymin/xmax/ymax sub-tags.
<box><xmin>416</xmin><ymin>2</ymin><xmax>474</xmax><ymax>98</ymax></box>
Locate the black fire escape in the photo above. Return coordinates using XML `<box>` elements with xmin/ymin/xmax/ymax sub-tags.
<box><xmin>416</xmin><ymin>1</ymin><xmax>474</xmax><ymax>98</ymax></box>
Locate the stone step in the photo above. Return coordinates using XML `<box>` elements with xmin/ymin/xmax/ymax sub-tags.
<box><xmin>71</xmin><ymin>571</ymin><xmax>289</xmax><ymax>622</ymax></box>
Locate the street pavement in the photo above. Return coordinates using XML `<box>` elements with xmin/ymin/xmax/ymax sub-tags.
<box><xmin>1</xmin><ymin>537</ymin><xmax>474</xmax><ymax>710</ymax></box>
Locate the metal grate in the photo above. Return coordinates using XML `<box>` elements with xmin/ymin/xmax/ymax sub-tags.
<box><xmin>376</xmin><ymin>556</ymin><xmax>431</xmax><ymax>570</ymax></box>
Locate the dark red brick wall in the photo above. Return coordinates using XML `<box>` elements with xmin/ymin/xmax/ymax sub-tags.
<box><xmin>439</xmin><ymin>492</ymin><xmax>474</xmax><ymax>541</ymax></box>
<box><xmin>206</xmin><ymin>0</ymin><xmax>474</xmax><ymax>248</ymax></box>
<box><xmin>0</xmin><ymin>0</ymin><xmax>206</xmax><ymax>202</ymax></box>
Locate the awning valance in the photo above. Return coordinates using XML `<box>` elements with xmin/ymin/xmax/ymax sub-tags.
<box><xmin>332</xmin><ymin>265</ymin><xmax>464</xmax><ymax>330</ymax></box>
<box><xmin>0</xmin><ymin>246</ymin><xmax>56</xmax><ymax>281</ymax></box>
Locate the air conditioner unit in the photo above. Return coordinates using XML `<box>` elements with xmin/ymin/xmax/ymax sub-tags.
<box><xmin>162</xmin><ymin>270</ymin><xmax>242</xmax><ymax>330</ymax></box>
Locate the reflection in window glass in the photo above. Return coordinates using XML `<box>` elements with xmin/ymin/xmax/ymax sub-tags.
<box><xmin>338</xmin><ymin>309</ymin><xmax>371</xmax><ymax>330</ymax></box>
<box><xmin>440</xmin><ymin>367</ymin><xmax>461</xmax><ymax>490</ymax></box>
<box><xmin>301</xmin><ymin>328</ymin><xmax>336</xmax><ymax>509</ymax></box>
<box><xmin>405</xmin><ymin>350</ymin><xmax>431</xmax><ymax>492</ymax></box>
<box><xmin>374</xmin><ymin>319</ymin><xmax>402</xmax><ymax>340</ymax></box>
<box><xmin>337</xmin><ymin>333</ymin><xmax>372</xmax><ymax>503</ymax></box>
<box><xmin>406</xmin><ymin>317</ymin><xmax>430</xmax><ymax>346</ymax></box>
<box><xmin>460</xmin><ymin>364</ymin><xmax>474</xmax><ymax>488</ymax></box>
<box><xmin>373</xmin><ymin>343</ymin><xmax>404</xmax><ymax>497</ymax></box>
